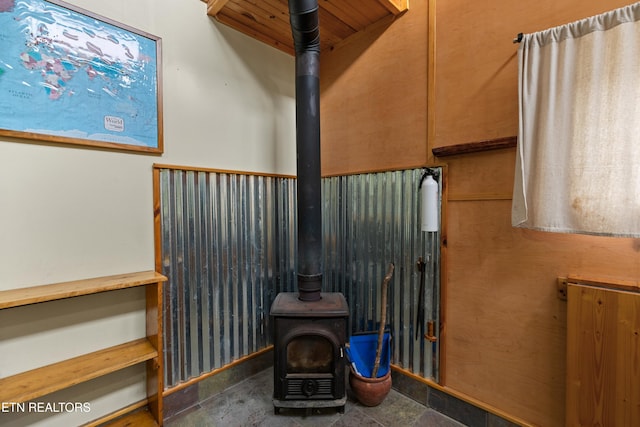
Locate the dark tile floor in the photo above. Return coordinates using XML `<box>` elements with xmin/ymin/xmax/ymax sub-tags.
<box><xmin>164</xmin><ymin>368</ymin><xmax>465</xmax><ymax>427</ymax></box>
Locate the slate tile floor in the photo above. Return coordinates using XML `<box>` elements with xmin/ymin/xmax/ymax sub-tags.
<box><xmin>164</xmin><ymin>368</ymin><xmax>465</xmax><ymax>427</ymax></box>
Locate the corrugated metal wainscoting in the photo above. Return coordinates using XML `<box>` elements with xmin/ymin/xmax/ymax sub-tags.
<box><xmin>323</xmin><ymin>168</ymin><xmax>441</xmax><ymax>380</ymax></box>
<box><xmin>155</xmin><ymin>166</ymin><xmax>441</xmax><ymax>389</ymax></box>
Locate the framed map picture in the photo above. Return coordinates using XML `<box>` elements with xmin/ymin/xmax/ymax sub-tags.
<box><xmin>0</xmin><ymin>0</ymin><xmax>163</xmax><ymax>154</ymax></box>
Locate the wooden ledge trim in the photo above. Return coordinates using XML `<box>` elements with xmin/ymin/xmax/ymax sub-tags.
<box><xmin>566</xmin><ymin>275</ymin><xmax>640</xmax><ymax>293</ymax></box>
<box><xmin>432</xmin><ymin>136</ymin><xmax>517</xmax><ymax>157</ymax></box>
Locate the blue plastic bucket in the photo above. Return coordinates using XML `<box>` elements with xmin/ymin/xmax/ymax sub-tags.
<box><xmin>345</xmin><ymin>331</ymin><xmax>391</xmax><ymax>378</ymax></box>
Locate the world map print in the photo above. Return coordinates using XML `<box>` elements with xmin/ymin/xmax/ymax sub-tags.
<box><xmin>0</xmin><ymin>0</ymin><xmax>160</xmax><ymax>149</ymax></box>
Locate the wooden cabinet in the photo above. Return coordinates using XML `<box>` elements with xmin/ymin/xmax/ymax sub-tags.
<box><xmin>0</xmin><ymin>271</ymin><xmax>167</xmax><ymax>426</ymax></box>
<box><xmin>566</xmin><ymin>278</ymin><xmax>640</xmax><ymax>426</ymax></box>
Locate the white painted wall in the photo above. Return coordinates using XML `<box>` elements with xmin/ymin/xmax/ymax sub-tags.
<box><xmin>0</xmin><ymin>0</ymin><xmax>295</xmax><ymax>425</ymax></box>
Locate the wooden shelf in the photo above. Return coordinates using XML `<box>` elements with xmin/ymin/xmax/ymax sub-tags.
<box><xmin>206</xmin><ymin>0</ymin><xmax>408</xmax><ymax>55</ymax></box>
<box><xmin>102</xmin><ymin>408</ymin><xmax>159</xmax><ymax>427</ymax></box>
<box><xmin>0</xmin><ymin>270</ymin><xmax>166</xmax><ymax>309</ymax></box>
<box><xmin>0</xmin><ymin>271</ymin><xmax>166</xmax><ymax>425</ymax></box>
<box><xmin>0</xmin><ymin>338</ymin><xmax>157</xmax><ymax>403</ymax></box>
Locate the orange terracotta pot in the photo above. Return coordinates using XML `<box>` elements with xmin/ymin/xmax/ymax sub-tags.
<box><xmin>348</xmin><ymin>367</ymin><xmax>392</xmax><ymax>407</ymax></box>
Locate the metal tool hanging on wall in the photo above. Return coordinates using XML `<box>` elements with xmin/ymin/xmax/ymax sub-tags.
<box><xmin>415</xmin><ymin>256</ymin><xmax>426</xmax><ymax>340</ymax></box>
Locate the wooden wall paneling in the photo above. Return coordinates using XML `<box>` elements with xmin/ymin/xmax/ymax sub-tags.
<box><xmin>434</xmin><ymin>0</ymin><xmax>519</xmax><ymax>148</ymax></box>
<box><xmin>320</xmin><ymin>0</ymin><xmax>428</xmax><ymax>176</ymax></box>
<box><xmin>433</xmin><ymin>0</ymin><xmax>636</xmax><ymax>149</ymax></box>
<box><xmin>445</xmin><ymin>149</ymin><xmax>516</xmax><ymax>201</ymax></box>
<box><xmin>566</xmin><ymin>284</ymin><xmax>640</xmax><ymax>426</ymax></box>
<box><xmin>446</xmin><ymin>198</ymin><xmax>567</xmax><ymax>427</ymax></box>
<box><xmin>321</xmin><ymin>0</ymin><xmax>389</xmax><ymax>31</ymax></box>
<box><xmin>446</xmin><ymin>198</ymin><xmax>640</xmax><ymax>425</ymax></box>
<box><xmin>426</xmin><ymin>0</ymin><xmax>436</xmax><ymax>166</ymax></box>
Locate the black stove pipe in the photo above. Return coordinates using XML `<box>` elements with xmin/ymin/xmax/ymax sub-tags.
<box><xmin>289</xmin><ymin>0</ymin><xmax>322</xmax><ymax>302</ymax></box>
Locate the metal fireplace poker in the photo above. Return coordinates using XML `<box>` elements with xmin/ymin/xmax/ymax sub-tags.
<box><xmin>270</xmin><ymin>0</ymin><xmax>349</xmax><ymax>414</ymax></box>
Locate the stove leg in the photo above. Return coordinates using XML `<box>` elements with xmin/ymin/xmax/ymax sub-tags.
<box><xmin>274</xmin><ymin>406</ymin><xmax>280</xmax><ymax>415</ymax></box>
<box><xmin>338</xmin><ymin>405</ymin><xmax>345</xmax><ymax>414</ymax></box>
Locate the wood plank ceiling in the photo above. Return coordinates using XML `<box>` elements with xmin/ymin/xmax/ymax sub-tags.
<box><xmin>206</xmin><ymin>0</ymin><xmax>409</xmax><ymax>55</ymax></box>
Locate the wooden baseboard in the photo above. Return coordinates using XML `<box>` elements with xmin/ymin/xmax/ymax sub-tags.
<box><xmin>163</xmin><ymin>346</ymin><xmax>274</xmax><ymax>397</ymax></box>
<box><xmin>391</xmin><ymin>365</ymin><xmax>533</xmax><ymax>427</ymax></box>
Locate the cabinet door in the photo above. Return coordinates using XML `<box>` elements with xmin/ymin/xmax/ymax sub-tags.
<box><xmin>567</xmin><ymin>284</ymin><xmax>640</xmax><ymax>426</ymax></box>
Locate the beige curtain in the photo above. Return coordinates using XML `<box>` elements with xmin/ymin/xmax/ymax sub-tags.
<box><xmin>512</xmin><ymin>2</ymin><xmax>640</xmax><ymax>237</ymax></box>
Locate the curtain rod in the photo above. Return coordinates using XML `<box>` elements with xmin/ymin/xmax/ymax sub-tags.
<box><xmin>513</xmin><ymin>32</ymin><xmax>523</xmax><ymax>43</ymax></box>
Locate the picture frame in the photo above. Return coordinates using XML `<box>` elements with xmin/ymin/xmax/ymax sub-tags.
<box><xmin>0</xmin><ymin>0</ymin><xmax>163</xmax><ymax>154</ymax></box>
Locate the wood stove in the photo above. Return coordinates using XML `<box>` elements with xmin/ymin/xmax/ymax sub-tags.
<box><xmin>271</xmin><ymin>0</ymin><xmax>349</xmax><ymax>415</ymax></box>
<box><xmin>271</xmin><ymin>293</ymin><xmax>349</xmax><ymax>413</ymax></box>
